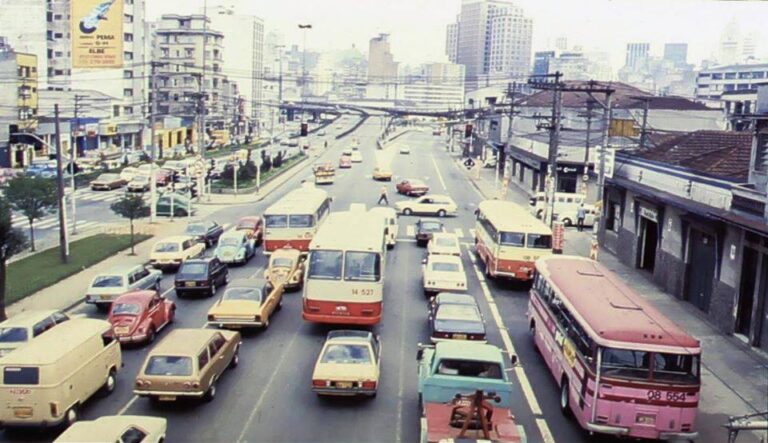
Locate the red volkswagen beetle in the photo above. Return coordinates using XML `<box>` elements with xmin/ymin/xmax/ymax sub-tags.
<box><xmin>235</xmin><ymin>216</ymin><xmax>264</xmax><ymax>245</ymax></box>
<box><xmin>108</xmin><ymin>290</ymin><xmax>175</xmax><ymax>345</ymax></box>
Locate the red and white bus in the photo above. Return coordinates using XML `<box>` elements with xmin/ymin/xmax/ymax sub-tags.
<box><xmin>303</xmin><ymin>206</ymin><xmax>386</xmax><ymax>325</ymax></box>
<box><xmin>474</xmin><ymin>200</ymin><xmax>552</xmax><ymax>281</ymax></box>
<box><xmin>529</xmin><ymin>255</ymin><xmax>701</xmax><ymax>440</ymax></box>
<box><xmin>263</xmin><ymin>184</ymin><xmax>332</xmax><ymax>253</ymax></box>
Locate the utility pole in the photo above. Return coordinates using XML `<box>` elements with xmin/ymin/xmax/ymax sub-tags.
<box><xmin>636</xmin><ymin>95</ymin><xmax>651</xmax><ymax>150</ymax></box>
<box><xmin>53</xmin><ymin>104</ymin><xmax>69</xmax><ymax>263</ymax></box>
<box><xmin>298</xmin><ymin>24</ymin><xmax>312</xmax><ymax>118</ymax></box>
<box><xmin>70</xmin><ymin>94</ymin><xmax>86</xmax><ymax>235</ymax></box>
<box><xmin>591</xmin><ymin>89</ymin><xmax>614</xmax><ymax>262</ymax></box>
<box><xmin>529</xmin><ymin>72</ymin><xmax>563</xmax><ymax>228</ymax></box>
<box><xmin>500</xmin><ymin>81</ymin><xmax>519</xmax><ymax>191</ymax></box>
<box><xmin>149</xmin><ymin>62</ymin><xmax>160</xmax><ymax>222</ymax></box>
<box><xmin>578</xmin><ymin>98</ymin><xmax>598</xmax><ymax>194</ymax></box>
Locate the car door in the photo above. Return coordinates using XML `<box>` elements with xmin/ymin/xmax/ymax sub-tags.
<box><xmin>209</xmin><ymin>333</ymin><xmax>229</xmax><ymax>376</ymax></box>
<box><xmin>135</xmin><ymin>267</ymin><xmax>153</xmax><ymax>290</ymax></box>
<box><xmin>197</xmin><ymin>348</ymin><xmax>214</xmax><ymax>390</ymax></box>
<box><xmin>147</xmin><ymin>295</ymin><xmax>162</xmax><ymax>328</ymax></box>
<box><xmin>209</xmin><ymin>222</ymin><xmax>223</xmax><ymax>242</ymax></box>
<box><xmin>417</xmin><ymin>198</ymin><xmax>432</xmax><ymax>214</ymax></box>
<box><xmin>262</xmin><ymin>282</ymin><xmax>277</xmax><ymax>319</ymax></box>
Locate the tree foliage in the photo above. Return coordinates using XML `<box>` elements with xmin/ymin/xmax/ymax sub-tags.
<box><xmin>110</xmin><ymin>194</ymin><xmax>150</xmax><ymax>255</ymax></box>
<box><xmin>5</xmin><ymin>176</ymin><xmax>57</xmax><ymax>252</ymax></box>
<box><xmin>0</xmin><ymin>197</ymin><xmax>28</xmax><ymax>321</ymax></box>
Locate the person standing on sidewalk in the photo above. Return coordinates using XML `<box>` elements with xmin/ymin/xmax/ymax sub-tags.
<box><xmin>576</xmin><ymin>204</ymin><xmax>586</xmax><ymax>232</ymax></box>
<box><xmin>377</xmin><ymin>186</ymin><xmax>389</xmax><ymax>205</ymax></box>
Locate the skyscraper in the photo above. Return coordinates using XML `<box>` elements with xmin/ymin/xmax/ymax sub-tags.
<box><xmin>533</xmin><ymin>51</ymin><xmax>555</xmax><ymax>77</ymax></box>
<box><xmin>368</xmin><ymin>33</ymin><xmax>398</xmax><ymax>83</ymax></box>
<box><xmin>663</xmin><ymin>43</ymin><xmax>688</xmax><ymax>67</ymax></box>
<box><xmin>445</xmin><ymin>17</ymin><xmax>459</xmax><ymax>63</ymax></box>
<box><xmin>447</xmin><ymin>0</ymin><xmax>533</xmax><ymax>90</ymax></box>
<box><xmin>625</xmin><ymin>43</ymin><xmax>650</xmax><ymax>69</ymax></box>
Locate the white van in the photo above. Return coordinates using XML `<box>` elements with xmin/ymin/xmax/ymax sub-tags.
<box><xmin>370</xmin><ymin>207</ymin><xmax>398</xmax><ymax>249</ymax></box>
<box><xmin>529</xmin><ymin>192</ymin><xmax>596</xmax><ymax>227</ymax></box>
<box><xmin>0</xmin><ymin>319</ymin><xmax>122</xmax><ymax>428</ymax></box>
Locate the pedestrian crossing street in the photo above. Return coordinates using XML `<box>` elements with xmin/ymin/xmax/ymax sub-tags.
<box><xmin>402</xmin><ymin>225</ymin><xmax>475</xmax><ymax>240</ymax></box>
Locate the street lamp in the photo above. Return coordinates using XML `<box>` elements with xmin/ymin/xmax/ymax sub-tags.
<box><xmin>297</xmin><ymin>24</ymin><xmax>312</xmax><ymax>108</ymax></box>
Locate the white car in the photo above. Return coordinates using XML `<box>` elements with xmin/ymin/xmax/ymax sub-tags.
<box><xmin>427</xmin><ymin>233</ymin><xmax>461</xmax><ymax>257</ymax></box>
<box><xmin>422</xmin><ymin>254</ymin><xmax>467</xmax><ymax>296</ymax></box>
<box><xmin>395</xmin><ymin>194</ymin><xmax>458</xmax><ymax>217</ymax></box>
<box><xmin>399</xmin><ymin>146</ymin><xmax>411</xmax><ymax>154</ymax></box>
<box><xmin>311</xmin><ymin>330</ymin><xmax>381</xmax><ymax>397</ymax></box>
<box><xmin>119</xmin><ymin>166</ymin><xmax>139</xmax><ymax>183</ymax></box>
<box><xmin>350</xmin><ymin>151</ymin><xmax>363</xmax><ymax>163</ymax></box>
<box><xmin>54</xmin><ymin>415</ymin><xmax>167</xmax><ymax>443</ymax></box>
<box><xmin>149</xmin><ymin>235</ymin><xmax>205</xmax><ymax>271</ymax></box>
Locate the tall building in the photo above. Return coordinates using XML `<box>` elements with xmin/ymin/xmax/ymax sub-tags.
<box><xmin>625</xmin><ymin>43</ymin><xmax>650</xmax><ymax>70</ymax></box>
<box><xmin>533</xmin><ymin>51</ymin><xmax>555</xmax><ymax>76</ymax></box>
<box><xmin>719</xmin><ymin>19</ymin><xmax>741</xmax><ymax>66</ymax></box>
<box><xmin>368</xmin><ymin>33</ymin><xmax>398</xmax><ymax>83</ymax></box>
<box><xmin>0</xmin><ymin>38</ymin><xmax>40</xmax><ymax>167</ymax></box>
<box><xmin>206</xmin><ymin>8</ymin><xmax>263</xmax><ymax>132</ymax></box>
<box><xmin>445</xmin><ymin>17</ymin><xmax>459</xmax><ymax>63</ymax></box>
<box><xmin>663</xmin><ymin>43</ymin><xmax>688</xmax><ymax>67</ymax></box>
<box><xmin>154</xmin><ymin>15</ymin><xmax>233</xmax><ymax>130</ymax></box>
<box><xmin>555</xmin><ymin>37</ymin><xmax>568</xmax><ymax>52</ymax></box>
<box><xmin>448</xmin><ymin>0</ymin><xmax>532</xmax><ymax>90</ymax></box>
<box><xmin>0</xmin><ymin>0</ymin><xmax>147</xmax><ymax>118</ymax></box>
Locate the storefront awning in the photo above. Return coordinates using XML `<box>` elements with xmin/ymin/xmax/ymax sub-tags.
<box><xmin>710</xmin><ymin>209</ymin><xmax>768</xmax><ymax>236</ymax></box>
<box><xmin>607</xmin><ymin>176</ymin><xmax>722</xmax><ymax>220</ymax></box>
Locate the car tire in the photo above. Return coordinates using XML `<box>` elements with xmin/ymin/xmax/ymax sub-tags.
<box><xmin>64</xmin><ymin>405</ymin><xmax>79</xmax><ymax>428</ymax></box>
<box><xmin>147</xmin><ymin>327</ymin><xmax>156</xmax><ymax>344</ymax></box>
<box><xmin>100</xmin><ymin>370</ymin><xmax>116</xmax><ymax>397</ymax></box>
<box><xmin>437</xmin><ymin>209</ymin><xmax>446</xmax><ymax>217</ymax></box>
<box><xmin>210</xmin><ymin>283</ymin><xmax>216</xmax><ymax>297</ymax></box>
<box><xmin>229</xmin><ymin>348</ymin><xmax>240</xmax><ymax>369</ymax></box>
<box><xmin>403</xmin><ymin>208</ymin><xmax>413</xmax><ymax>216</ymax></box>
<box><xmin>562</xmin><ymin>218</ymin><xmax>572</xmax><ymax>227</ymax></box>
<box><xmin>203</xmin><ymin>382</ymin><xmax>217</xmax><ymax>403</ymax></box>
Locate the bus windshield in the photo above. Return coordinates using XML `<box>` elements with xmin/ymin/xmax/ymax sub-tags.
<box><xmin>308</xmin><ymin>250</ymin><xmax>343</xmax><ymax>280</ymax></box>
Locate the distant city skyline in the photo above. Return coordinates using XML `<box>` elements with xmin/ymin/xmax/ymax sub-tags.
<box><xmin>146</xmin><ymin>0</ymin><xmax>768</xmax><ymax>74</ymax></box>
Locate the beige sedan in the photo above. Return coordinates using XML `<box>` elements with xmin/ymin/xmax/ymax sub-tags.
<box><xmin>54</xmin><ymin>416</ymin><xmax>166</xmax><ymax>443</ymax></box>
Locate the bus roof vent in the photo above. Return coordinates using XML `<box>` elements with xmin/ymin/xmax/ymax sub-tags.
<box><xmin>576</xmin><ymin>269</ymin><xmax>603</xmax><ymax>277</ymax></box>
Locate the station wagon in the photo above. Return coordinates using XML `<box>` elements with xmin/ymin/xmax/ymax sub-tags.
<box><xmin>85</xmin><ymin>264</ymin><xmax>162</xmax><ymax>309</ymax></box>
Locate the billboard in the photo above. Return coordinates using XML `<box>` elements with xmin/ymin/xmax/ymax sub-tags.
<box><xmin>71</xmin><ymin>0</ymin><xmax>124</xmax><ymax>68</ymax></box>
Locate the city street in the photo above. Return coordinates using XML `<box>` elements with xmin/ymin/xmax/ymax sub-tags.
<box><xmin>2</xmin><ymin>119</ymin><xmax>755</xmax><ymax>443</ymax></box>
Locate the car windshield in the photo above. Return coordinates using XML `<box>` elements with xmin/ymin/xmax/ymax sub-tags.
<box><xmin>527</xmin><ymin>234</ymin><xmax>552</xmax><ymax>249</ymax></box>
<box><xmin>600</xmin><ymin>348</ymin><xmax>700</xmax><ymax>384</ymax></box>
<box><xmin>272</xmin><ymin>258</ymin><xmax>293</xmax><ymax>268</ymax></box>
<box><xmin>499</xmin><ymin>231</ymin><xmax>525</xmax><ymax>247</ymax></box>
<box><xmin>178</xmin><ymin>262</ymin><xmax>207</xmax><ymax>277</ymax></box>
<box><xmin>421</xmin><ymin>222</ymin><xmax>442</xmax><ymax>232</ymax></box>
<box><xmin>219</xmin><ymin>236</ymin><xmax>242</xmax><ymax>247</ymax></box>
<box><xmin>321</xmin><ymin>344</ymin><xmax>371</xmax><ymax>364</ymax></box>
<box><xmin>600</xmin><ymin>348</ymin><xmax>651</xmax><ymax>380</ymax></box>
<box><xmin>185</xmin><ymin>223</ymin><xmax>207</xmax><ymax>235</ymax></box>
<box><xmin>92</xmin><ymin>275</ymin><xmax>124</xmax><ymax>288</ymax></box>
<box><xmin>112</xmin><ymin>303</ymin><xmax>141</xmax><ymax>316</ymax></box>
<box><xmin>223</xmin><ymin>287</ymin><xmax>262</xmax><ymax>302</ymax></box>
<box><xmin>132</xmin><ymin>175</ymin><xmax>149</xmax><ymax>182</ymax></box>
<box><xmin>265</xmin><ymin>215</ymin><xmax>288</xmax><ymax>228</ymax></box>
<box><xmin>432</xmin><ymin>262</ymin><xmax>460</xmax><ymax>273</ymax></box>
<box><xmin>435</xmin><ymin>237</ymin><xmax>458</xmax><ymax>248</ymax></box>
<box><xmin>344</xmin><ymin>252</ymin><xmax>381</xmax><ymax>282</ymax></box>
<box><xmin>436</xmin><ymin>359</ymin><xmax>502</xmax><ymax>379</ymax></box>
<box><xmin>308</xmin><ymin>250</ymin><xmax>343</xmax><ymax>280</ymax></box>
<box><xmin>0</xmin><ymin>327</ymin><xmax>28</xmax><ymax>343</ymax></box>
<box><xmin>144</xmin><ymin>356</ymin><xmax>193</xmax><ymax>376</ymax></box>
<box><xmin>98</xmin><ymin>174</ymin><xmax>119</xmax><ymax>181</ymax></box>
<box><xmin>154</xmin><ymin>242</ymin><xmax>179</xmax><ymax>253</ymax></box>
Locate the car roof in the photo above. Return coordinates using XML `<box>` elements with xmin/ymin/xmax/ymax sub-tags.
<box><xmin>0</xmin><ymin>310</ymin><xmax>61</xmax><ymax>327</ymax></box>
<box><xmin>148</xmin><ymin>328</ymin><xmax>228</xmax><ymax>356</ymax></box>
<box><xmin>220</xmin><ymin>230</ymin><xmax>246</xmax><ymax>240</ymax></box>
<box><xmin>4</xmin><ymin>319</ymin><xmax>112</xmax><ymax>365</ymax></box>
<box><xmin>113</xmin><ymin>290</ymin><xmax>156</xmax><ymax>306</ymax></box>
<box><xmin>100</xmin><ymin>263</ymin><xmax>143</xmax><ymax>275</ymax></box>
<box><xmin>55</xmin><ymin>416</ymin><xmax>166</xmax><ymax>442</ymax></box>
<box><xmin>435</xmin><ymin>293</ymin><xmax>475</xmax><ymax>305</ymax></box>
<box><xmin>226</xmin><ymin>278</ymin><xmax>265</xmax><ymax>289</ymax></box>
<box><xmin>436</xmin><ymin>304</ymin><xmax>481</xmax><ymax>321</ymax></box>
<box><xmin>405</xmin><ymin>178</ymin><xmax>426</xmax><ymax>184</ymax></box>
<box><xmin>271</xmin><ymin>247</ymin><xmax>301</xmax><ymax>258</ymax></box>
<box><xmin>434</xmin><ymin>341</ymin><xmax>504</xmax><ymax>364</ymax></box>
<box><xmin>156</xmin><ymin>235</ymin><xmax>194</xmax><ymax>244</ymax></box>
<box><xmin>422</xmin><ymin>194</ymin><xmax>453</xmax><ymax>200</ymax></box>
<box><xmin>429</xmin><ymin>254</ymin><xmax>463</xmax><ymax>265</ymax></box>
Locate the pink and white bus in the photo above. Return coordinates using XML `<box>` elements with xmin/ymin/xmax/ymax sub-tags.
<box><xmin>263</xmin><ymin>184</ymin><xmax>332</xmax><ymax>253</ymax></box>
<box><xmin>528</xmin><ymin>255</ymin><xmax>701</xmax><ymax>440</ymax></box>
<box><xmin>303</xmin><ymin>207</ymin><xmax>386</xmax><ymax>325</ymax></box>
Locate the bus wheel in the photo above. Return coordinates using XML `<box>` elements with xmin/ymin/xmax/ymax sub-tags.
<box><xmin>64</xmin><ymin>405</ymin><xmax>79</xmax><ymax>427</ymax></box>
<box><xmin>561</xmin><ymin>218</ymin><xmax>572</xmax><ymax>227</ymax></box>
<box><xmin>560</xmin><ymin>378</ymin><xmax>571</xmax><ymax>416</ymax></box>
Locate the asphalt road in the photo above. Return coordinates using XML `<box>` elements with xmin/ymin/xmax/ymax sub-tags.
<box><xmin>2</xmin><ymin>118</ymin><xmax>723</xmax><ymax>442</ymax></box>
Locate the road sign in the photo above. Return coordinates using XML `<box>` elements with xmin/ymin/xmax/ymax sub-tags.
<box><xmin>463</xmin><ymin>158</ymin><xmax>476</xmax><ymax>170</ymax></box>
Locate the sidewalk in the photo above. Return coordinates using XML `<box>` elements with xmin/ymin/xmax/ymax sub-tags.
<box><xmin>456</xmin><ymin>154</ymin><xmax>768</xmax><ymax>435</ymax></box>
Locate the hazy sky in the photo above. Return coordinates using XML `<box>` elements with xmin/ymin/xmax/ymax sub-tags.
<box><xmin>147</xmin><ymin>0</ymin><xmax>768</xmax><ymax>69</ymax></box>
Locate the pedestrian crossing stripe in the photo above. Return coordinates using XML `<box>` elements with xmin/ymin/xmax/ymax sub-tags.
<box><xmin>454</xmin><ymin>227</ymin><xmax>464</xmax><ymax>238</ymax></box>
<box><xmin>405</xmin><ymin>225</ymin><xmax>415</xmax><ymax>237</ymax></box>
<box><xmin>469</xmin><ymin>229</ymin><xmax>476</xmax><ymax>239</ymax></box>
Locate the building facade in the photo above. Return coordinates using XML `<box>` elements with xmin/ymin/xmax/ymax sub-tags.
<box><xmin>0</xmin><ymin>40</ymin><xmax>40</xmax><ymax>168</ymax></box>
<box><xmin>368</xmin><ymin>34</ymin><xmax>398</xmax><ymax>84</ymax></box>
<box><xmin>445</xmin><ymin>18</ymin><xmax>459</xmax><ymax>63</ymax></box>
<box><xmin>625</xmin><ymin>43</ymin><xmax>650</xmax><ymax>70</ymax></box>
<box><xmin>696</xmin><ymin>63</ymin><xmax>768</xmax><ymax>131</ymax></box>
<box><xmin>663</xmin><ymin>43</ymin><xmax>688</xmax><ymax>68</ymax></box>
<box><xmin>533</xmin><ymin>51</ymin><xmax>555</xmax><ymax>77</ymax></box>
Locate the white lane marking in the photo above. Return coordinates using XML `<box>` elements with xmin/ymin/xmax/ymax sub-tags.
<box><xmin>454</xmin><ymin>227</ymin><xmax>464</xmax><ymax>238</ymax></box>
<box><xmin>397</xmin><ymin>238</ymin><xmax>417</xmax><ymax>243</ymax></box>
<box><xmin>237</xmin><ymin>329</ymin><xmax>301</xmax><ymax>443</ymax></box>
<box><xmin>405</xmin><ymin>225</ymin><xmax>415</xmax><ymax>237</ymax></box>
<box><xmin>395</xmin><ymin>263</ymin><xmax>409</xmax><ymax>443</ymax></box>
<box><xmin>430</xmin><ymin>156</ymin><xmax>447</xmax><ymax>191</ymax></box>
<box><xmin>116</xmin><ymin>395</ymin><xmax>138</xmax><ymax>416</ymax></box>
<box><xmin>73</xmin><ymin>221</ymin><xmax>100</xmax><ymax>230</ymax></box>
<box><xmin>469</xmin><ymin>228</ymin><xmax>476</xmax><ymax>238</ymax></box>
<box><xmin>34</xmin><ymin>218</ymin><xmax>60</xmax><ymax>229</ymax></box>
<box><xmin>465</xmin><ymin>248</ymin><xmax>554</xmax><ymax>442</ymax></box>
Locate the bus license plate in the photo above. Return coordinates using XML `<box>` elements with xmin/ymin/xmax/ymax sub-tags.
<box><xmin>158</xmin><ymin>395</ymin><xmax>176</xmax><ymax>402</ymax></box>
<box><xmin>13</xmin><ymin>407</ymin><xmax>33</xmax><ymax>418</ymax></box>
<box><xmin>636</xmin><ymin>413</ymin><xmax>656</xmax><ymax>425</ymax></box>
<box><xmin>453</xmin><ymin>334</ymin><xmax>467</xmax><ymax>340</ymax></box>
<box><xmin>336</xmin><ymin>382</ymin><xmax>352</xmax><ymax>389</ymax></box>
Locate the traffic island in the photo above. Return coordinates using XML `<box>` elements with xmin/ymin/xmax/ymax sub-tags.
<box><xmin>5</xmin><ymin>233</ymin><xmax>152</xmax><ymax>306</ymax></box>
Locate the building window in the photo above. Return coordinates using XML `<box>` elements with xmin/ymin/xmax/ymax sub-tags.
<box><xmin>54</xmin><ymin>32</ymin><xmax>63</xmax><ymax>39</ymax></box>
<box><xmin>123</xmin><ymin>70</ymin><xmax>133</xmax><ymax>79</ymax></box>
<box><xmin>161</xmin><ymin>48</ymin><xmax>169</xmax><ymax>57</ymax></box>
<box><xmin>712</xmin><ymin>73</ymin><xmax>723</xmax><ymax>80</ymax></box>
<box><xmin>124</xmin><ymin>14</ymin><xmax>133</xmax><ymax>23</ymax></box>
<box><xmin>755</xmin><ymin>133</ymin><xmax>768</xmax><ymax>172</ymax></box>
<box><xmin>54</xmin><ymin>51</ymin><xmax>63</xmax><ymax>57</ymax></box>
<box><xmin>724</xmin><ymin>84</ymin><xmax>736</xmax><ymax>92</ymax></box>
<box><xmin>737</xmin><ymin>84</ymin><xmax>751</xmax><ymax>91</ymax></box>
<box><xmin>725</xmin><ymin>72</ymin><xmax>737</xmax><ymax>79</ymax></box>
<box><xmin>754</xmin><ymin>72</ymin><xmax>766</xmax><ymax>79</ymax></box>
<box><xmin>124</xmin><ymin>33</ymin><xmax>133</xmax><ymax>42</ymax></box>
<box><xmin>123</xmin><ymin>88</ymin><xmax>133</xmax><ymax>97</ymax></box>
<box><xmin>54</xmin><ymin>69</ymin><xmax>64</xmax><ymax>75</ymax></box>
<box><xmin>124</xmin><ymin>51</ymin><xmax>133</xmax><ymax>61</ymax></box>
<box><xmin>185</xmin><ymin>48</ymin><xmax>194</xmax><ymax>58</ymax></box>
<box><xmin>605</xmin><ymin>201</ymin><xmax>621</xmax><ymax>232</ymax></box>
<box><xmin>113</xmin><ymin>105</ymin><xmax>121</xmax><ymax>117</ymax></box>
<box><xmin>739</xmin><ymin>72</ymin><xmax>752</xmax><ymax>79</ymax></box>
<box><xmin>124</xmin><ymin>106</ymin><xmax>134</xmax><ymax>115</ymax></box>
<box><xmin>54</xmin><ymin>14</ymin><xmax>62</xmax><ymax>20</ymax></box>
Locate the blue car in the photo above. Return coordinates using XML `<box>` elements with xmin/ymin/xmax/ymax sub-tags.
<box><xmin>214</xmin><ymin>231</ymin><xmax>255</xmax><ymax>265</ymax></box>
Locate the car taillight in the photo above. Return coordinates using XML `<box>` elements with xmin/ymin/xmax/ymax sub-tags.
<box><xmin>254</xmin><ymin>315</ymin><xmax>261</xmax><ymax>322</ymax></box>
<box><xmin>469</xmin><ymin>334</ymin><xmax>486</xmax><ymax>341</ymax></box>
<box><xmin>183</xmin><ymin>382</ymin><xmax>200</xmax><ymax>389</ymax></box>
<box><xmin>361</xmin><ymin>381</ymin><xmax>377</xmax><ymax>390</ymax></box>
<box><xmin>207</xmin><ymin>314</ymin><xmax>215</xmax><ymax>321</ymax></box>
<box><xmin>50</xmin><ymin>401</ymin><xmax>60</xmax><ymax>417</ymax></box>
<box><xmin>434</xmin><ymin>331</ymin><xmax>450</xmax><ymax>338</ymax></box>
<box><xmin>135</xmin><ymin>379</ymin><xmax>150</xmax><ymax>388</ymax></box>
<box><xmin>312</xmin><ymin>379</ymin><xmax>328</xmax><ymax>387</ymax></box>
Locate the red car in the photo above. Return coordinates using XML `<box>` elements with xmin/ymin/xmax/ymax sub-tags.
<box><xmin>108</xmin><ymin>290</ymin><xmax>175</xmax><ymax>345</ymax></box>
<box><xmin>154</xmin><ymin>168</ymin><xmax>173</xmax><ymax>186</ymax></box>
<box><xmin>235</xmin><ymin>216</ymin><xmax>264</xmax><ymax>245</ymax></box>
<box><xmin>339</xmin><ymin>155</ymin><xmax>352</xmax><ymax>168</ymax></box>
<box><xmin>396</xmin><ymin>178</ymin><xmax>429</xmax><ymax>196</ymax></box>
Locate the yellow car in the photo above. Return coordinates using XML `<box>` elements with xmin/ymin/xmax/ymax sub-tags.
<box><xmin>311</xmin><ymin>330</ymin><xmax>381</xmax><ymax>397</ymax></box>
<box><xmin>372</xmin><ymin>166</ymin><xmax>393</xmax><ymax>181</ymax></box>
<box><xmin>206</xmin><ymin>279</ymin><xmax>284</xmax><ymax>329</ymax></box>
<box><xmin>264</xmin><ymin>248</ymin><xmax>305</xmax><ymax>290</ymax></box>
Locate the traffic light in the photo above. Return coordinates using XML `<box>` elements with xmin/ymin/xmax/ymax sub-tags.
<box><xmin>301</xmin><ymin>122</ymin><xmax>308</xmax><ymax>137</ymax></box>
<box><xmin>465</xmin><ymin>124</ymin><xmax>473</xmax><ymax>138</ymax></box>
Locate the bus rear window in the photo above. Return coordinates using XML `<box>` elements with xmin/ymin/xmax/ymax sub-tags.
<box><xmin>344</xmin><ymin>252</ymin><xmax>381</xmax><ymax>282</ymax></box>
<box><xmin>499</xmin><ymin>232</ymin><xmax>524</xmax><ymax>247</ymax></box>
<box><xmin>600</xmin><ymin>348</ymin><xmax>650</xmax><ymax>380</ymax></box>
<box><xmin>653</xmin><ymin>353</ymin><xmax>700</xmax><ymax>384</ymax></box>
<box><xmin>436</xmin><ymin>359</ymin><xmax>502</xmax><ymax>379</ymax></box>
<box><xmin>527</xmin><ymin>234</ymin><xmax>552</xmax><ymax>249</ymax></box>
<box><xmin>265</xmin><ymin>215</ymin><xmax>288</xmax><ymax>228</ymax></box>
<box><xmin>308</xmin><ymin>250</ymin><xmax>343</xmax><ymax>280</ymax></box>
<box><xmin>3</xmin><ymin>367</ymin><xmax>39</xmax><ymax>385</ymax></box>
<box><xmin>289</xmin><ymin>215</ymin><xmax>313</xmax><ymax>228</ymax></box>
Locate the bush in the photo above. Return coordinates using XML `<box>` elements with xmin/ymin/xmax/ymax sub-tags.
<box><xmin>273</xmin><ymin>151</ymin><xmax>284</xmax><ymax>168</ymax></box>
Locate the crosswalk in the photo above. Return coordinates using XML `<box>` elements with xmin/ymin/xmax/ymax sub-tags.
<box><xmin>10</xmin><ymin>213</ymin><xmax>102</xmax><ymax>232</ymax></box>
<box><xmin>402</xmin><ymin>225</ymin><xmax>476</xmax><ymax>240</ymax></box>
